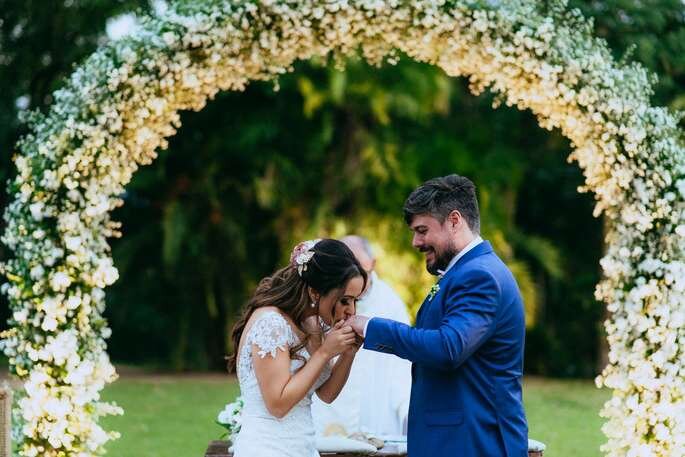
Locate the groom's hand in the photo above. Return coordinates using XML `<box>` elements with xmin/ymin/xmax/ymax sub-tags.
<box><xmin>345</xmin><ymin>315</ymin><xmax>370</xmax><ymax>337</ymax></box>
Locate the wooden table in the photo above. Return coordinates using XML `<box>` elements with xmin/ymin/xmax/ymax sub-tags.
<box><xmin>204</xmin><ymin>440</ymin><xmax>544</xmax><ymax>456</ymax></box>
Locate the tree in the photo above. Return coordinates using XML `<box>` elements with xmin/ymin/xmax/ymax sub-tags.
<box><xmin>1</xmin><ymin>0</ymin><xmax>682</xmax><ymax>375</ymax></box>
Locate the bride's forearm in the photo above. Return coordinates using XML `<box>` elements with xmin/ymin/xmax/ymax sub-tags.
<box><xmin>260</xmin><ymin>349</ymin><xmax>331</xmax><ymax>418</ymax></box>
<box><xmin>315</xmin><ymin>352</ymin><xmax>354</xmax><ymax>403</ymax></box>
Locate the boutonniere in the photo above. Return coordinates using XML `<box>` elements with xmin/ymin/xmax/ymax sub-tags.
<box><xmin>428</xmin><ymin>283</ymin><xmax>441</xmax><ymax>301</ymax></box>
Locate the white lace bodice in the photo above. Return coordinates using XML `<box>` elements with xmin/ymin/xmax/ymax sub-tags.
<box><xmin>233</xmin><ymin>310</ymin><xmax>331</xmax><ymax>457</ymax></box>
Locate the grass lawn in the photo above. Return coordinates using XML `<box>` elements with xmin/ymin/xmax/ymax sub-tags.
<box><xmin>100</xmin><ymin>374</ymin><xmax>609</xmax><ymax>457</ymax></box>
<box><xmin>524</xmin><ymin>377</ymin><xmax>609</xmax><ymax>457</ymax></box>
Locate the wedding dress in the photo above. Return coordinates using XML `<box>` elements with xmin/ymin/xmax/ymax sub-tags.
<box><xmin>233</xmin><ymin>310</ymin><xmax>331</xmax><ymax>457</ymax></box>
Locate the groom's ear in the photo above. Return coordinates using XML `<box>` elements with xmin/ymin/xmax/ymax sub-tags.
<box><xmin>447</xmin><ymin>210</ymin><xmax>462</xmax><ymax>231</ymax></box>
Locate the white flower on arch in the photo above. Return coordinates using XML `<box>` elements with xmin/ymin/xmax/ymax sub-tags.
<box><xmin>1</xmin><ymin>1</ymin><xmax>684</xmax><ymax>455</ymax></box>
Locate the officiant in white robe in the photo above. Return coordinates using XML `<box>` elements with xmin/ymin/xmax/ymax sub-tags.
<box><xmin>312</xmin><ymin>235</ymin><xmax>412</xmax><ymax>438</ymax></box>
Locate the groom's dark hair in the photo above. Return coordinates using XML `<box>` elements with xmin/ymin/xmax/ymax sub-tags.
<box><xmin>403</xmin><ymin>174</ymin><xmax>480</xmax><ymax>233</ymax></box>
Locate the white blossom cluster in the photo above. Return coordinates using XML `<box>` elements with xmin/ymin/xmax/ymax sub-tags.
<box><xmin>216</xmin><ymin>396</ymin><xmax>244</xmax><ymax>444</ymax></box>
<box><xmin>1</xmin><ymin>0</ymin><xmax>683</xmax><ymax>455</ymax></box>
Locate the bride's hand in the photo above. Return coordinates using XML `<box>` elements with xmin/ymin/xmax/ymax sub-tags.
<box><xmin>342</xmin><ymin>333</ymin><xmax>363</xmax><ymax>357</ymax></box>
<box><xmin>319</xmin><ymin>320</ymin><xmax>356</xmax><ymax>359</ymax></box>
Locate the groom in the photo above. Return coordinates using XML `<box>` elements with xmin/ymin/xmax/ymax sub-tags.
<box><xmin>347</xmin><ymin>175</ymin><xmax>528</xmax><ymax>457</ymax></box>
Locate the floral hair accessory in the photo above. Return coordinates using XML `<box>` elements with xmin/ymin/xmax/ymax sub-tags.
<box><xmin>290</xmin><ymin>239</ymin><xmax>321</xmax><ymax>276</ymax></box>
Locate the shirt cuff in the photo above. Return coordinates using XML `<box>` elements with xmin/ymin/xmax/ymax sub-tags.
<box><xmin>362</xmin><ymin>318</ymin><xmax>372</xmax><ymax>337</ymax></box>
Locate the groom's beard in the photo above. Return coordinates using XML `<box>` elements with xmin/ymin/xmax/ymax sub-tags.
<box><xmin>426</xmin><ymin>245</ymin><xmax>458</xmax><ymax>275</ymax></box>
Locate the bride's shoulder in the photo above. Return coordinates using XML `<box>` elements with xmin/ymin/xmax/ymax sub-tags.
<box><xmin>247</xmin><ymin>308</ymin><xmax>295</xmax><ymax>338</ymax></box>
<box><xmin>250</xmin><ymin>307</ymin><xmax>291</xmax><ymax>325</ymax></box>
<box><xmin>246</xmin><ymin>308</ymin><xmax>296</xmax><ymax>358</ymax></box>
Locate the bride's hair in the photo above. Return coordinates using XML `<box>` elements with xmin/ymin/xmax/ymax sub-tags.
<box><xmin>227</xmin><ymin>238</ymin><xmax>366</xmax><ymax>372</ymax></box>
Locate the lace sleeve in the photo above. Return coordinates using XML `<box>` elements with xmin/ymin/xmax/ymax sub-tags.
<box><xmin>245</xmin><ymin>311</ymin><xmax>293</xmax><ymax>359</ymax></box>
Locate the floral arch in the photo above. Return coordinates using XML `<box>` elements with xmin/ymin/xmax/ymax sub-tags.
<box><xmin>1</xmin><ymin>0</ymin><xmax>683</xmax><ymax>456</ymax></box>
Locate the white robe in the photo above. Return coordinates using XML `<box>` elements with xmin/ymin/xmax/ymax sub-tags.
<box><xmin>312</xmin><ymin>273</ymin><xmax>412</xmax><ymax>437</ymax></box>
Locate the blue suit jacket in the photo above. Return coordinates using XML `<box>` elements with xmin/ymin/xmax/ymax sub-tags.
<box><xmin>364</xmin><ymin>241</ymin><xmax>528</xmax><ymax>457</ymax></box>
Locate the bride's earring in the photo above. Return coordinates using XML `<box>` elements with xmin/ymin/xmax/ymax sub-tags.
<box><xmin>310</xmin><ymin>302</ymin><xmax>316</xmax><ymax>308</ymax></box>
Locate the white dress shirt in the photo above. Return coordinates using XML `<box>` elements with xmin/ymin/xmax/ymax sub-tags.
<box><xmin>362</xmin><ymin>236</ymin><xmax>483</xmax><ymax>337</ymax></box>
<box><xmin>312</xmin><ymin>273</ymin><xmax>412</xmax><ymax>437</ymax></box>
<box><xmin>437</xmin><ymin>235</ymin><xmax>483</xmax><ymax>277</ymax></box>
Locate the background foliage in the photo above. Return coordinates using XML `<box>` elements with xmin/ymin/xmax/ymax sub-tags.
<box><xmin>1</xmin><ymin>0</ymin><xmax>683</xmax><ymax>376</ymax></box>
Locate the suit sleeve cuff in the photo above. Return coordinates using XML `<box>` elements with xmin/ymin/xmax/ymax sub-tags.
<box><xmin>363</xmin><ymin>318</ymin><xmax>372</xmax><ymax>337</ymax></box>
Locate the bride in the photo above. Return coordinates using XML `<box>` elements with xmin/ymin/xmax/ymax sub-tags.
<box><xmin>227</xmin><ymin>238</ymin><xmax>367</xmax><ymax>457</ymax></box>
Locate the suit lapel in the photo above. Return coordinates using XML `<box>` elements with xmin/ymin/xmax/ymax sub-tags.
<box><xmin>415</xmin><ymin>294</ymin><xmax>431</xmax><ymax>328</ymax></box>
<box><xmin>451</xmin><ymin>240</ymin><xmax>493</xmax><ymax>272</ymax></box>
<box><xmin>414</xmin><ymin>241</ymin><xmax>494</xmax><ymax>327</ymax></box>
